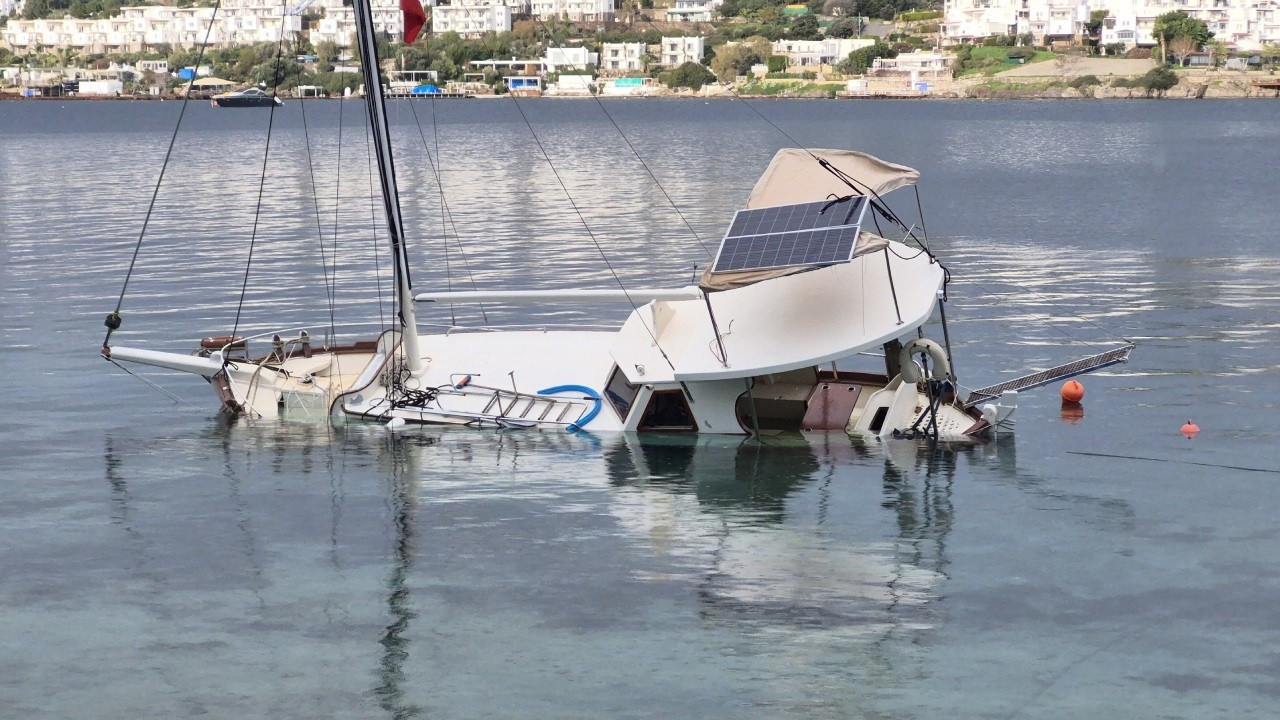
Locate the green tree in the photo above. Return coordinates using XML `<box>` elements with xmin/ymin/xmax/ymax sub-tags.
<box><xmin>788</xmin><ymin>14</ymin><xmax>821</xmax><ymax>40</ymax></box>
<box><xmin>1152</xmin><ymin>10</ymin><xmax>1212</xmax><ymax>63</ymax></box>
<box><xmin>661</xmin><ymin>60</ymin><xmax>715</xmax><ymax>90</ymax></box>
<box><xmin>835</xmin><ymin>41</ymin><xmax>896</xmax><ymax>74</ymax></box>
<box><xmin>1083</xmin><ymin>9</ymin><xmax>1106</xmax><ymax>54</ymax></box>
<box><xmin>1208</xmin><ymin>39</ymin><xmax>1229</xmax><ymax>68</ymax></box>
<box><xmin>1260</xmin><ymin>43</ymin><xmax>1280</xmax><ymax>68</ymax></box>
<box><xmin>23</xmin><ymin>0</ymin><xmax>50</xmax><ymax>20</ymax></box>
<box><xmin>711</xmin><ymin>42</ymin><xmax>763</xmax><ymax>82</ymax></box>
<box><xmin>826</xmin><ymin>17</ymin><xmax>861</xmax><ymax>39</ymax></box>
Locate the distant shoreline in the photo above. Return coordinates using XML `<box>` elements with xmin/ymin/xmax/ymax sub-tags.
<box><xmin>3</xmin><ymin>85</ymin><xmax>1278</xmax><ymax>102</ymax></box>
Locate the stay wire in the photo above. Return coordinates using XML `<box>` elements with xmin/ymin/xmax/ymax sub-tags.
<box><xmin>231</xmin><ymin>10</ymin><xmax>292</xmax><ymax>341</ymax></box>
<box><xmin>363</xmin><ymin>104</ymin><xmax>388</xmax><ymax>329</ymax></box>
<box><xmin>333</xmin><ymin>90</ymin><xmax>348</xmax><ymax>337</ymax></box>
<box><xmin>298</xmin><ymin>90</ymin><xmax>339</xmax><ymax>344</ymax></box>
<box><xmin>103</xmin><ymin>0</ymin><xmax>221</xmax><ymax>349</ymax></box>
<box><xmin>531</xmin><ymin>15</ymin><xmax>713</xmax><ymax>259</ymax></box>
<box><xmin>106</xmin><ymin>358</ymin><xmax>202</xmax><ymax>410</ymax></box>
<box><xmin>506</xmin><ymin>92</ymin><xmax>676</xmax><ymax>372</ymax></box>
<box><xmin>949</xmin><ymin>274</ymin><xmax>1131</xmax><ymax>350</ymax></box>
<box><xmin>405</xmin><ymin>99</ymin><xmax>489</xmax><ymax>324</ymax></box>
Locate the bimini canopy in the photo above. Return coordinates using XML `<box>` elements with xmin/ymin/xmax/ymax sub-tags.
<box><xmin>745</xmin><ymin>148</ymin><xmax>919</xmax><ymax>208</ymax></box>
<box><xmin>700</xmin><ymin>148</ymin><xmax>917</xmax><ymax>292</ymax></box>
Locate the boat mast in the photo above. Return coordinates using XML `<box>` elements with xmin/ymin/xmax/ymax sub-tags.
<box><xmin>353</xmin><ymin>0</ymin><xmax>422</xmax><ymax>372</ymax></box>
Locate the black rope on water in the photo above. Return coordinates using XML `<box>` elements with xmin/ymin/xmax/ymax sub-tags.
<box><xmin>231</xmin><ymin>12</ymin><xmax>292</xmax><ymax>342</ymax></box>
<box><xmin>951</xmin><ymin>271</ymin><xmax>1133</xmax><ymax>349</ymax></box>
<box><xmin>102</xmin><ymin>0</ymin><xmax>222</xmax><ymax>351</ymax></box>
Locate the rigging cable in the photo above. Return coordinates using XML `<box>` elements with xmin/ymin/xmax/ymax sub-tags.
<box><xmin>529</xmin><ymin>14</ymin><xmax>713</xmax><ymax>260</ymax></box>
<box><xmin>102</xmin><ymin>0</ymin><xmax>222</xmax><ymax>351</ymax></box>
<box><xmin>230</xmin><ymin>5</ymin><xmax>293</xmax><ymax>342</ymax></box>
<box><xmin>405</xmin><ymin>98</ymin><xmax>489</xmax><ymax>324</ymax></box>
<box><xmin>505</xmin><ymin>92</ymin><xmax>676</xmax><ymax>373</ymax></box>
<box><xmin>624</xmin><ymin>11</ymin><xmax>1135</xmax><ymax>356</ymax></box>
<box><xmin>362</xmin><ymin>102</ymin><xmax>389</xmax><ymax>329</ymax></box>
<box><xmin>298</xmin><ymin>89</ymin><xmax>339</xmax><ymax>345</ymax></box>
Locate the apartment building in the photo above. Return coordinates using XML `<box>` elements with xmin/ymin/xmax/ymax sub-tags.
<box><xmin>529</xmin><ymin>0</ymin><xmax>614</xmax><ymax>21</ymax></box>
<box><xmin>665</xmin><ymin>0</ymin><xmax>723</xmax><ymax>22</ymax></box>
<box><xmin>1</xmin><ymin>0</ymin><xmax>401</xmax><ymax>53</ymax></box>
<box><xmin>942</xmin><ymin>0</ymin><xmax>1280</xmax><ymax>50</ymax></box>
<box><xmin>431</xmin><ymin>3</ymin><xmax>513</xmax><ymax>38</ymax></box>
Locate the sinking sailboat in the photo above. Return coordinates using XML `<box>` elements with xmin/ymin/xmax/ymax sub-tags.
<box><xmin>100</xmin><ymin>0</ymin><xmax>1129</xmax><ymax>442</ymax></box>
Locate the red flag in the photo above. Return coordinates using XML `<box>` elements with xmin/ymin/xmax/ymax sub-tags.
<box><xmin>401</xmin><ymin>0</ymin><xmax>426</xmax><ymax>44</ymax></box>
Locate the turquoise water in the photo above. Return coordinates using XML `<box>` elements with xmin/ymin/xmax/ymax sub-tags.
<box><xmin>2</xmin><ymin>99</ymin><xmax>1279</xmax><ymax>718</ymax></box>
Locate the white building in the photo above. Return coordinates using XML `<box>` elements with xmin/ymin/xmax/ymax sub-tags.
<box><xmin>665</xmin><ymin>0</ymin><xmax>722</xmax><ymax>22</ymax></box>
<box><xmin>544</xmin><ymin>45</ymin><xmax>598</xmax><ymax>71</ymax></box>
<box><xmin>871</xmin><ymin>50</ymin><xmax>954</xmax><ymax>74</ymax></box>
<box><xmin>1</xmin><ymin>0</ymin><xmax>402</xmax><ymax>53</ymax></box>
<box><xmin>943</xmin><ymin>0</ymin><xmax>1280</xmax><ymax>50</ymax></box>
<box><xmin>305</xmin><ymin>0</ymin><xmax>404</xmax><ymax>47</ymax></box>
<box><xmin>430</xmin><ymin>3</ymin><xmax>512</xmax><ymax>39</ymax></box>
<box><xmin>771</xmin><ymin>37</ymin><xmax>875</xmax><ymax>66</ymax></box>
<box><xmin>600</xmin><ymin>41</ymin><xmax>646</xmax><ymax>72</ymax></box>
<box><xmin>529</xmin><ymin>0</ymin><xmax>614</xmax><ymax>21</ymax></box>
<box><xmin>660</xmin><ymin>35</ymin><xmax>704</xmax><ymax>67</ymax></box>
<box><xmin>1</xmin><ymin>0</ymin><xmax>23</xmax><ymax>16</ymax></box>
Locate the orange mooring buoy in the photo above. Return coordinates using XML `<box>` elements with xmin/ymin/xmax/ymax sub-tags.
<box><xmin>1181</xmin><ymin>420</ymin><xmax>1200</xmax><ymax>438</ymax></box>
<box><xmin>1061</xmin><ymin>379</ymin><xmax>1085</xmax><ymax>403</ymax></box>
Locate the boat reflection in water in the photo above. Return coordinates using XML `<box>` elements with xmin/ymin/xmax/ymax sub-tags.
<box><xmin>600</xmin><ymin>434</ymin><xmax>1010</xmax><ymax>636</ymax></box>
<box><xmin>101</xmin><ymin>419</ymin><xmax>1017</xmax><ymax>715</ymax></box>
<box><xmin>369</xmin><ymin>429</ymin><xmax>1022</xmax><ymax>708</ymax></box>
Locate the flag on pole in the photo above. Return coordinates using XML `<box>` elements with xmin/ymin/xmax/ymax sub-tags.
<box><xmin>401</xmin><ymin>0</ymin><xmax>426</xmax><ymax>44</ymax></box>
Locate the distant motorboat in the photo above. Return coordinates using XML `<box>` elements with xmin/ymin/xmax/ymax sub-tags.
<box><xmin>211</xmin><ymin>87</ymin><xmax>283</xmax><ymax>108</ymax></box>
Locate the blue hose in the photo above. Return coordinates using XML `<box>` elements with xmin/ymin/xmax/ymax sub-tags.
<box><xmin>536</xmin><ymin>384</ymin><xmax>601</xmax><ymax>432</ymax></box>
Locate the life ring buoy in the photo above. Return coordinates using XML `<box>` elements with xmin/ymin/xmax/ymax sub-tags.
<box><xmin>898</xmin><ymin>338</ymin><xmax>951</xmax><ymax>384</ymax></box>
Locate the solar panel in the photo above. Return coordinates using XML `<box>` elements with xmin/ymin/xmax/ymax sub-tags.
<box><xmin>711</xmin><ymin>196</ymin><xmax>868</xmax><ymax>274</ymax></box>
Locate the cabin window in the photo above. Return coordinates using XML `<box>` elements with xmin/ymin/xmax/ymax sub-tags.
<box><xmin>637</xmin><ymin>390</ymin><xmax>697</xmax><ymax>432</ymax></box>
<box><xmin>604</xmin><ymin>366</ymin><xmax>639</xmax><ymax>421</ymax></box>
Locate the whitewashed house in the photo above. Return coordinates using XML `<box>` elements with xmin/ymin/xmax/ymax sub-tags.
<box><xmin>600</xmin><ymin>42</ymin><xmax>646</xmax><ymax>72</ymax></box>
<box><xmin>870</xmin><ymin>50</ymin><xmax>954</xmax><ymax>75</ymax></box>
<box><xmin>544</xmin><ymin>46</ymin><xmax>598</xmax><ymax>71</ymax></box>
<box><xmin>660</xmin><ymin>35</ymin><xmax>704</xmax><ymax>67</ymax></box>
<box><xmin>771</xmin><ymin>38</ymin><xmax>875</xmax><ymax>67</ymax></box>
<box><xmin>665</xmin><ymin>0</ymin><xmax>722</xmax><ymax>22</ymax></box>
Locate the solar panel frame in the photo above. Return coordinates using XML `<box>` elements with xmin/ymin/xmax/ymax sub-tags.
<box><xmin>711</xmin><ymin>196</ymin><xmax>869</xmax><ymax>274</ymax></box>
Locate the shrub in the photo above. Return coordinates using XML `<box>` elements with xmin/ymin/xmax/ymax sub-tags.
<box><xmin>1068</xmin><ymin>74</ymin><xmax>1101</xmax><ymax>88</ymax></box>
<box><xmin>661</xmin><ymin>61</ymin><xmax>716</xmax><ymax>90</ymax></box>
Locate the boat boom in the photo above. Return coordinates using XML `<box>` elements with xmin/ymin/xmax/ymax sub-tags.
<box><xmin>414</xmin><ymin>287</ymin><xmax>704</xmax><ymax>304</ymax></box>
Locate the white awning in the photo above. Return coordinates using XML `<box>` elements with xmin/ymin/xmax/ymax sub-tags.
<box><xmin>745</xmin><ymin>148</ymin><xmax>919</xmax><ymax>208</ymax></box>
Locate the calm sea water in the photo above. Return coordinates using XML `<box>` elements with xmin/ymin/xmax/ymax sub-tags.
<box><xmin>3</xmin><ymin>98</ymin><xmax>1280</xmax><ymax>719</ymax></box>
